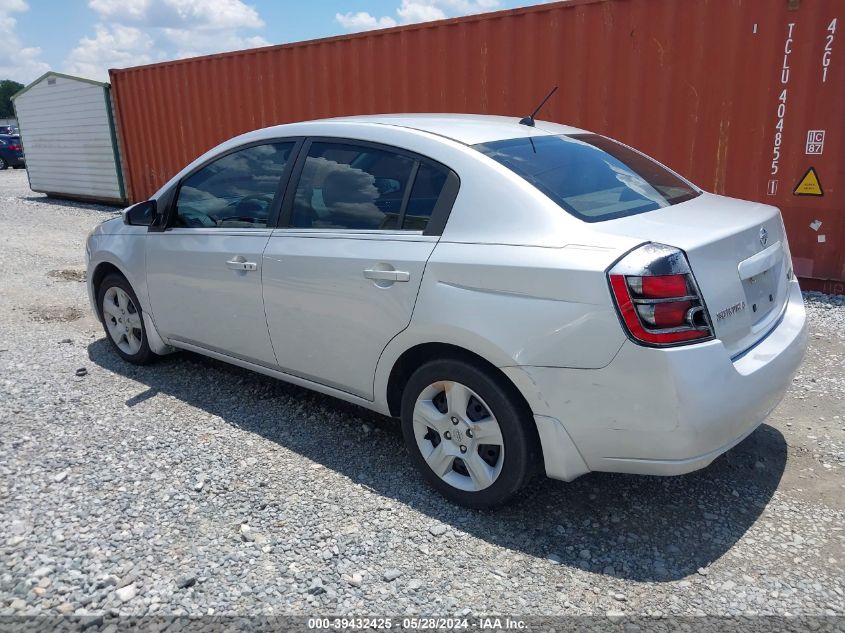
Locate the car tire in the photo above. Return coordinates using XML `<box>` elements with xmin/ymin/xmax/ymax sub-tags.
<box><xmin>97</xmin><ymin>273</ymin><xmax>157</xmax><ymax>365</ymax></box>
<box><xmin>0</xmin><ymin>157</ymin><xmax>7</xmax><ymax>170</ymax></box>
<box><xmin>400</xmin><ymin>357</ymin><xmax>538</xmax><ymax>508</ymax></box>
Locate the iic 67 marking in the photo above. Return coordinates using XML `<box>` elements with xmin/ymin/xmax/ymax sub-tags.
<box><xmin>806</xmin><ymin>130</ymin><xmax>825</xmax><ymax>155</ymax></box>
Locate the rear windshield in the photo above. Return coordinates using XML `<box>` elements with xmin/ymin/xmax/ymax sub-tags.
<box><xmin>474</xmin><ymin>133</ymin><xmax>699</xmax><ymax>222</ymax></box>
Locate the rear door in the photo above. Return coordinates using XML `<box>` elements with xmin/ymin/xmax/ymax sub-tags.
<box><xmin>146</xmin><ymin>140</ymin><xmax>299</xmax><ymax>366</ymax></box>
<box><xmin>262</xmin><ymin>139</ymin><xmax>458</xmax><ymax>399</ymax></box>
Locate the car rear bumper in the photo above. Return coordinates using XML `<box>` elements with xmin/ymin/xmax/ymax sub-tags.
<box><xmin>2</xmin><ymin>155</ymin><xmax>24</xmax><ymax>167</ymax></box>
<box><xmin>505</xmin><ymin>280</ymin><xmax>808</xmax><ymax>479</ymax></box>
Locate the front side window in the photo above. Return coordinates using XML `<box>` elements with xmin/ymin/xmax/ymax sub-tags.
<box><xmin>174</xmin><ymin>142</ymin><xmax>295</xmax><ymax>228</ymax></box>
<box><xmin>474</xmin><ymin>134</ymin><xmax>699</xmax><ymax>222</ymax></box>
<box><xmin>290</xmin><ymin>142</ymin><xmax>448</xmax><ymax>231</ymax></box>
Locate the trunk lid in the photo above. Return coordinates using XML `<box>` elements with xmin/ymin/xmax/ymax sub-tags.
<box><xmin>594</xmin><ymin>192</ymin><xmax>790</xmax><ymax>357</ymax></box>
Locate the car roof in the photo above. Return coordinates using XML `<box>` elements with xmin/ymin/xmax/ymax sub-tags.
<box><xmin>166</xmin><ymin>114</ymin><xmax>593</xmax><ymax>198</ymax></box>
<box><xmin>299</xmin><ymin>113</ymin><xmax>589</xmax><ymax>146</ymax></box>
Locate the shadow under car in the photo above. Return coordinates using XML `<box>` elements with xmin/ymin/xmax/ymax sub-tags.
<box><xmin>88</xmin><ymin>337</ymin><xmax>787</xmax><ymax>582</ymax></box>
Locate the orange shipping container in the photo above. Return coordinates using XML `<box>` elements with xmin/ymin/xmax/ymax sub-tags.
<box><xmin>109</xmin><ymin>0</ymin><xmax>844</xmax><ymax>289</ymax></box>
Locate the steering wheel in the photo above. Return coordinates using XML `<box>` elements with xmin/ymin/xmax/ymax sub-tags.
<box><xmin>234</xmin><ymin>193</ymin><xmax>274</xmax><ymax>216</ymax></box>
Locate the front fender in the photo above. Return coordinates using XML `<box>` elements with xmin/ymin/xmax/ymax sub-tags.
<box><xmin>87</xmin><ymin>240</ymin><xmax>174</xmax><ymax>356</ymax></box>
<box><xmin>87</xmin><ymin>233</ymin><xmax>150</xmax><ymax>315</ymax></box>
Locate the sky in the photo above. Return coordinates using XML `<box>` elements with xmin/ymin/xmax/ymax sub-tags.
<box><xmin>0</xmin><ymin>0</ymin><xmax>554</xmax><ymax>85</ymax></box>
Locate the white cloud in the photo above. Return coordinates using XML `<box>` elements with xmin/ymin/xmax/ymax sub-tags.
<box><xmin>87</xmin><ymin>0</ymin><xmax>263</xmax><ymax>30</ymax></box>
<box><xmin>64</xmin><ymin>24</ymin><xmax>157</xmax><ymax>81</ymax></box>
<box><xmin>335</xmin><ymin>12</ymin><xmax>397</xmax><ymax>31</ymax></box>
<box><xmin>0</xmin><ymin>0</ymin><xmax>50</xmax><ymax>83</ymax></box>
<box><xmin>62</xmin><ymin>0</ymin><xmax>269</xmax><ymax>80</ymax></box>
<box><xmin>336</xmin><ymin>0</ymin><xmax>501</xmax><ymax>32</ymax></box>
<box><xmin>86</xmin><ymin>0</ymin><xmax>151</xmax><ymax>23</ymax></box>
<box><xmin>161</xmin><ymin>28</ymin><xmax>270</xmax><ymax>60</ymax></box>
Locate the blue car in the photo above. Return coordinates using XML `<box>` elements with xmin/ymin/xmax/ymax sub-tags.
<box><xmin>0</xmin><ymin>134</ymin><xmax>25</xmax><ymax>170</ymax></box>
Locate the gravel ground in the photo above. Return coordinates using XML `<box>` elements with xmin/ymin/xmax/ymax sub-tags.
<box><xmin>1</xmin><ymin>168</ymin><xmax>844</xmax><ymax>620</ymax></box>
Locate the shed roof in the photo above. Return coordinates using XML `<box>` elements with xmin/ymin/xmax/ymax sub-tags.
<box><xmin>12</xmin><ymin>71</ymin><xmax>109</xmax><ymax>101</ymax></box>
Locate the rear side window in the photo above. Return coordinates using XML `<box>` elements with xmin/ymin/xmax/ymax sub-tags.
<box><xmin>403</xmin><ymin>163</ymin><xmax>449</xmax><ymax>231</ymax></box>
<box><xmin>289</xmin><ymin>141</ymin><xmax>448</xmax><ymax>231</ymax></box>
<box><xmin>474</xmin><ymin>134</ymin><xmax>699</xmax><ymax>222</ymax></box>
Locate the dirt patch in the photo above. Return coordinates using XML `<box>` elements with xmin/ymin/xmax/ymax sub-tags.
<box><xmin>28</xmin><ymin>306</ymin><xmax>85</xmax><ymax>323</ymax></box>
<box><xmin>48</xmin><ymin>269</ymin><xmax>86</xmax><ymax>283</ymax></box>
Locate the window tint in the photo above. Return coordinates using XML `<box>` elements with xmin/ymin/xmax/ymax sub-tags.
<box><xmin>403</xmin><ymin>162</ymin><xmax>448</xmax><ymax>231</ymax></box>
<box><xmin>175</xmin><ymin>142</ymin><xmax>294</xmax><ymax>229</ymax></box>
<box><xmin>291</xmin><ymin>142</ymin><xmax>419</xmax><ymax>230</ymax></box>
<box><xmin>474</xmin><ymin>134</ymin><xmax>699</xmax><ymax>222</ymax></box>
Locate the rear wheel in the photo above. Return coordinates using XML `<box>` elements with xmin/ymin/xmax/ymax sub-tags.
<box><xmin>97</xmin><ymin>274</ymin><xmax>156</xmax><ymax>364</ymax></box>
<box><xmin>400</xmin><ymin>358</ymin><xmax>536</xmax><ymax>508</ymax></box>
<box><xmin>0</xmin><ymin>157</ymin><xmax>7</xmax><ymax>170</ymax></box>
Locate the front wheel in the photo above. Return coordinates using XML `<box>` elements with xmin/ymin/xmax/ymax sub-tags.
<box><xmin>97</xmin><ymin>274</ymin><xmax>157</xmax><ymax>364</ymax></box>
<box><xmin>400</xmin><ymin>358</ymin><xmax>537</xmax><ymax>508</ymax></box>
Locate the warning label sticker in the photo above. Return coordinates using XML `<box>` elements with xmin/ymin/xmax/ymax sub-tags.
<box><xmin>793</xmin><ymin>167</ymin><xmax>824</xmax><ymax>196</ymax></box>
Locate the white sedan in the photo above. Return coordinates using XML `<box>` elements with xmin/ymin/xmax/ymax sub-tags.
<box><xmin>86</xmin><ymin>114</ymin><xmax>808</xmax><ymax>508</ymax></box>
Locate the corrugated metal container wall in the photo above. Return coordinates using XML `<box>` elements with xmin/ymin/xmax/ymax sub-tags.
<box><xmin>109</xmin><ymin>0</ymin><xmax>844</xmax><ymax>288</ymax></box>
<box><xmin>12</xmin><ymin>72</ymin><xmax>126</xmax><ymax>204</ymax></box>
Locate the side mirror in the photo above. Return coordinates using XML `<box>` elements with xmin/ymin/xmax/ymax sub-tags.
<box><xmin>123</xmin><ymin>200</ymin><xmax>157</xmax><ymax>226</ymax></box>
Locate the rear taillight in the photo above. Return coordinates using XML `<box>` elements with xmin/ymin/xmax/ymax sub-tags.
<box><xmin>7</xmin><ymin>144</ymin><xmax>20</xmax><ymax>151</ymax></box>
<box><xmin>608</xmin><ymin>243</ymin><xmax>713</xmax><ymax>347</ymax></box>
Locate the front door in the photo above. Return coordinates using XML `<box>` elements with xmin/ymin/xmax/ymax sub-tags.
<box><xmin>146</xmin><ymin>141</ymin><xmax>297</xmax><ymax>366</ymax></box>
<box><xmin>263</xmin><ymin>140</ymin><xmax>454</xmax><ymax>398</ymax></box>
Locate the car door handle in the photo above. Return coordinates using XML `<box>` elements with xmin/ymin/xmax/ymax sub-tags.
<box><xmin>226</xmin><ymin>258</ymin><xmax>257</xmax><ymax>271</ymax></box>
<box><xmin>363</xmin><ymin>268</ymin><xmax>410</xmax><ymax>282</ymax></box>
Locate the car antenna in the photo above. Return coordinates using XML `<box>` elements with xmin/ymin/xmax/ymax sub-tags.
<box><xmin>519</xmin><ymin>86</ymin><xmax>558</xmax><ymax>127</ymax></box>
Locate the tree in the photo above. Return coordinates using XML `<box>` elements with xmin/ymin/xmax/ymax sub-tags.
<box><xmin>0</xmin><ymin>80</ymin><xmax>25</xmax><ymax>119</ymax></box>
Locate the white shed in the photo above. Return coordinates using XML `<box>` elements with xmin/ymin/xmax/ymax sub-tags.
<box><xmin>12</xmin><ymin>72</ymin><xmax>126</xmax><ymax>204</ymax></box>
